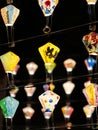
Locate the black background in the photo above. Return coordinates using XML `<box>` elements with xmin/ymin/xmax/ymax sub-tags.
<box><xmin>0</xmin><ymin>0</ymin><xmax>97</xmax><ymax>129</ymax></box>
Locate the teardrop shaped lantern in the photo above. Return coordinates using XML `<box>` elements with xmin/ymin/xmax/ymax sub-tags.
<box><xmin>63</xmin><ymin>81</ymin><xmax>75</xmax><ymax>95</ymax></box>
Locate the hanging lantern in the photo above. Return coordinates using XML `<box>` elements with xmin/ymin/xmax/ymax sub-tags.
<box><xmin>0</xmin><ymin>51</ymin><xmax>20</xmax><ymax>73</ymax></box>
<box><xmin>1</xmin><ymin>5</ymin><xmax>20</xmax><ymax>47</ymax></box>
<box><xmin>83</xmin><ymin>82</ymin><xmax>98</xmax><ymax>106</ymax></box>
<box><xmin>61</xmin><ymin>105</ymin><xmax>74</xmax><ymax>119</ymax></box>
<box><xmin>37</xmin><ymin>0</ymin><xmax>59</xmax><ymax>33</ymax></box>
<box><xmin>24</xmin><ymin>83</ymin><xmax>36</xmax><ymax>97</ymax></box>
<box><xmin>38</xmin><ymin>42</ymin><xmax>60</xmax><ymax>63</ymax></box>
<box><xmin>63</xmin><ymin>81</ymin><xmax>75</xmax><ymax>95</ymax></box>
<box><xmin>38</xmin><ymin>90</ymin><xmax>60</xmax><ymax>112</ymax></box>
<box><xmin>0</xmin><ymin>96</ymin><xmax>19</xmax><ymax>118</ymax></box>
<box><xmin>22</xmin><ymin>104</ymin><xmax>35</xmax><ymax>119</ymax></box>
<box><xmin>84</xmin><ymin>56</ymin><xmax>96</xmax><ymax>71</ymax></box>
<box><xmin>63</xmin><ymin>58</ymin><xmax>76</xmax><ymax>72</ymax></box>
<box><xmin>26</xmin><ymin>62</ymin><xmax>38</xmax><ymax>75</ymax></box>
<box><xmin>83</xmin><ymin>104</ymin><xmax>95</xmax><ymax>118</ymax></box>
<box><xmin>82</xmin><ymin>32</ymin><xmax>98</xmax><ymax>55</ymax></box>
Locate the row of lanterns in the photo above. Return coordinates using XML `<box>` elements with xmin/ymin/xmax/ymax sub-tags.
<box><xmin>0</xmin><ymin>40</ymin><xmax>97</xmax><ymax>129</ymax></box>
<box><xmin>0</xmin><ymin>0</ymin><xmax>97</xmax><ymax>47</ymax></box>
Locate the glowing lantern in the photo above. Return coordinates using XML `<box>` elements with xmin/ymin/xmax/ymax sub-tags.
<box><xmin>22</xmin><ymin>104</ymin><xmax>35</xmax><ymax>119</ymax></box>
<box><xmin>84</xmin><ymin>56</ymin><xmax>96</xmax><ymax>71</ymax></box>
<box><xmin>38</xmin><ymin>42</ymin><xmax>60</xmax><ymax>63</ymax></box>
<box><xmin>38</xmin><ymin>0</ymin><xmax>59</xmax><ymax>33</ymax></box>
<box><xmin>63</xmin><ymin>58</ymin><xmax>76</xmax><ymax>72</ymax></box>
<box><xmin>82</xmin><ymin>32</ymin><xmax>98</xmax><ymax>55</ymax></box>
<box><xmin>26</xmin><ymin>62</ymin><xmax>38</xmax><ymax>75</ymax></box>
<box><xmin>24</xmin><ymin>83</ymin><xmax>36</xmax><ymax>97</ymax></box>
<box><xmin>1</xmin><ymin>5</ymin><xmax>20</xmax><ymax>47</ymax></box>
<box><xmin>63</xmin><ymin>81</ymin><xmax>75</xmax><ymax>95</ymax></box>
<box><xmin>83</xmin><ymin>82</ymin><xmax>98</xmax><ymax>106</ymax></box>
<box><xmin>0</xmin><ymin>96</ymin><xmax>19</xmax><ymax>129</ymax></box>
<box><xmin>38</xmin><ymin>90</ymin><xmax>60</xmax><ymax>112</ymax></box>
<box><xmin>83</xmin><ymin>104</ymin><xmax>95</xmax><ymax>118</ymax></box>
<box><xmin>0</xmin><ymin>51</ymin><xmax>20</xmax><ymax>73</ymax></box>
<box><xmin>61</xmin><ymin>105</ymin><xmax>74</xmax><ymax>119</ymax></box>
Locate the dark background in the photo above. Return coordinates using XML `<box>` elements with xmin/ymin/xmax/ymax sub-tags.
<box><xmin>0</xmin><ymin>0</ymin><xmax>97</xmax><ymax>129</ymax></box>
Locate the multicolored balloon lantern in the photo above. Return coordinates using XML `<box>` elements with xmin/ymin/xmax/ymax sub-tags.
<box><xmin>83</xmin><ymin>82</ymin><xmax>98</xmax><ymax>106</ymax></box>
<box><xmin>61</xmin><ymin>105</ymin><xmax>74</xmax><ymax>119</ymax></box>
<box><xmin>82</xmin><ymin>32</ymin><xmax>98</xmax><ymax>55</ymax></box>
<box><xmin>84</xmin><ymin>56</ymin><xmax>96</xmax><ymax>71</ymax></box>
<box><xmin>83</xmin><ymin>104</ymin><xmax>95</xmax><ymax>118</ymax></box>
<box><xmin>37</xmin><ymin>0</ymin><xmax>59</xmax><ymax>33</ymax></box>
<box><xmin>1</xmin><ymin>5</ymin><xmax>20</xmax><ymax>47</ymax></box>
<box><xmin>38</xmin><ymin>90</ymin><xmax>60</xmax><ymax>112</ymax></box>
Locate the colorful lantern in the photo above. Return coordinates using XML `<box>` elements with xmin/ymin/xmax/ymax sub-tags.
<box><xmin>83</xmin><ymin>104</ymin><xmax>95</xmax><ymax>118</ymax></box>
<box><xmin>0</xmin><ymin>96</ymin><xmax>19</xmax><ymax>118</ymax></box>
<box><xmin>84</xmin><ymin>56</ymin><xmax>96</xmax><ymax>71</ymax></box>
<box><xmin>37</xmin><ymin>0</ymin><xmax>59</xmax><ymax>33</ymax></box>
<box><xmin>38</xmin><ymin>42</ymin><xmax>60</xmax><ymax>63</ymax></box>
<box><xmin>63</xmin><ymin>58</ymin><xmax>76</xmax><ymax>72</ymax></box>
<box><xmin>38</xmin><ymin>90</ymin><xmax>60</xmax><ymax>112</ymax></box>
<box><xmin>61</xmin><ymin>105</ymin><xmax>74</xmax><ymax>119</ymax></box>
<box><xmin>26</xmin><ymin>62</ymin><xmax>38</xmax><ymax>75</ymax></box>
<box><xmin>0</xmin><ymin>51</ymin><xmax>20</xmax><ymax>73</ymax></box>
<box><xmin>1</xmin><ymin>5</ymin><xmax>20</xmax><ymax>47</ymax></box>
<box><xmin>82</xmin><ymin>32</ymin><xmax>98</xmax><ymax>55</ymax></box>
<box><xmin>83</xmin><ymin>82</ymin><xmax>98</xmax><ymax>106</ymax></box>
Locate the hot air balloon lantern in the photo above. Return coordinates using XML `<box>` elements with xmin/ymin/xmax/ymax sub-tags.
<box><xmin>61</xmin><ymin>105</ymin><xmax>74</xmax><ymax>129</ymax></box>
<box><xmin>82</xmin><ymin>32</ymin><xmax>98</xmax><ymax>56</ymax></box>
<box><xmin>83</xmin><ymin>104</ymin><xmax>95</xmax><ymax>128</ymax></box>
<box><xmin>26</xmin><ymin>61</ymin><xmax>38</xmax><ymax>83</ymax></box>
<box><xmin>82</xmin><ymin>82</ymin><xmax>98</xmax><ymax>107</ymax></box>
<box><xmin>63</xmin><ymin>58</ymin><xmax>76</xmax><ymax>80</ymax></box>
<box><xmin>22</xmin><ymin>104</ymin><xmax>35</xmax><ymax>120</ymax></box>
<box><xmin>84</xmin><ymin>56</ymin><xmax>96</xmax><ymax>81</ymax></box>
<box><xmin>0</xmin><ymin>51</ymin><xmax>20</xmax><ymax>89</ymax></box>
<box><xmin>1</xmin><ymin>4</ymin><xmax>20</xmax><ymax>47</ymax></box>
<box><xmin>38</xmin><ymin>0</ymin><xmax>59</xmax><ymax>33</ymax></box>
<box><xmin>24</xmin><ymin>83</ymin><xmax>36</xmax><ymax>97</ymax></box>
<box><xmin>63</xmin><ymin>81</ymin><xmax>75</xmax><ymax>105</ymax></box>
<box><xmin>85</xmin><ymin>0</ymin><xmax>97</xmax><ymax>31</ymax></box>
<box><xmin>0</xmin><ymin>96</ymin><xmax>19</xmax><ymax>130</ymax></box>
<box><xmin>38</xmin><ymin>90</ymin><xmax>60</xmax><ymax>113</ymax></box>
